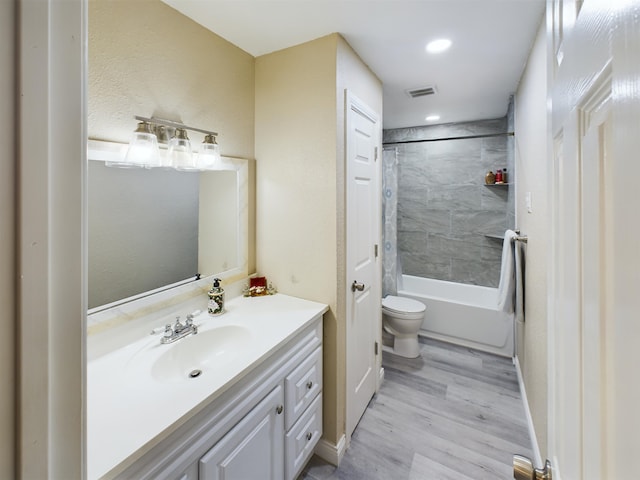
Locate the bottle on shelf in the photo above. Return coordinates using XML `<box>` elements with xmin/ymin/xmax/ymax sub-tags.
<box><xmin>495</xmin><ymin>168</ymin><xmax>503</xmax><ymax>184</ymax></box>
<box><xmin>485</xmin><ymin>170</ymin><xmax>496</xmax><ymax>184</ymax></box>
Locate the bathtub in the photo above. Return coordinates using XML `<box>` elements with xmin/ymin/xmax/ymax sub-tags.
<box><xmin>397</xmin><ymin>275</ymin><xmax>514</xmax><ymax>357</ymax></box>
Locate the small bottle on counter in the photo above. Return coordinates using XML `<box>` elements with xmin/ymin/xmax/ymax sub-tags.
<box><xmin>208</xmin><ymin>278</ymin><xmax>225</xmax><ymax>316</ymax></box>
<box><xmin>495</xmin><ymin>169</ymin><xmax>503</xmax><ymax>183</ymax></box>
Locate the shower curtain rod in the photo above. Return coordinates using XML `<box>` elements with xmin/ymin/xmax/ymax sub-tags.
<box><xmin>382</xmin><ymin>131</ymin><xmax>514</xmax><ymax>146</ymax></box>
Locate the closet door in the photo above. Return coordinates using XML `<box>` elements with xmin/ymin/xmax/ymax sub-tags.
<box><xmin>345</xmin><ymin>90</ymin><xmax>382</xmax><ymax>442</ymax></box>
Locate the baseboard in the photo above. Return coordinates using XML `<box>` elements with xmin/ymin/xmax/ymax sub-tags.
<box><xmin>314</xmin><ymin>434</ymin><xmax>347</xmax><ymax>466</ymax></box>
<box><xmin>514</xmin><ymin>355</ymin><xmax>543</xmax><ymax>467</ymax></box>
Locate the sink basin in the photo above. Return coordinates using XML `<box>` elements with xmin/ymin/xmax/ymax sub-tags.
<box><xmin>150</xmin><ymin>326</ymin><xmax>253</xmax><ymax>382</ymax></box>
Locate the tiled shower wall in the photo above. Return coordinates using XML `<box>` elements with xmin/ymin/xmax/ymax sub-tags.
<box><xmin>383</xmin><ymin>115</ymin><xmax>515</xmax><ymax>287</ymax></box>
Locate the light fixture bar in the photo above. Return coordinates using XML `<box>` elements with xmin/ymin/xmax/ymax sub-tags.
<box><xmin>134</xmin><ymin>115</ymin><xmax>218</xmax><ymax>137</ymax></box>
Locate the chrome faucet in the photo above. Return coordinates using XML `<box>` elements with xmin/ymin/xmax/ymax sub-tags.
<box><xmin>160</xmin><ymin>314</ymin><xmax>198</xmax><ymax>344</ymax></box>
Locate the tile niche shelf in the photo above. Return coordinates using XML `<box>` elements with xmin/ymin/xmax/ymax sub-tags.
<box><xmin>485</xmin><ymin>234</ymin><xmax>505</xmax><ymax>241</ymax></box>
<box><xmin>484</xmin><ymin>183</ymin><xmax>510</xmax><ymax>187</ymax></box>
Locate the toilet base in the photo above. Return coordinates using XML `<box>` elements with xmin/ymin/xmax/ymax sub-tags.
<box><xmin>391</xmin><ymin>335</ymin><xmax>421</xmax><ymax>358</ymax></box>
<box><xmin>383</xmin><ymin>328</ymin><xmax>421</xmax><ymax>358</ymax></box>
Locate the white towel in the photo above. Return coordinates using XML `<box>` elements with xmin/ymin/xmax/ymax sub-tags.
<box><xmin>497</xmin><ymin>229</ymin><xmax>518</xmax><ymax>312</ymax></box>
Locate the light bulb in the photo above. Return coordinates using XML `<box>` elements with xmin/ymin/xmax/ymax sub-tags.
<box><xmin>168</xmin><ymin>128</ymin><xmax>195</xmax><ymax>171</ymax></box>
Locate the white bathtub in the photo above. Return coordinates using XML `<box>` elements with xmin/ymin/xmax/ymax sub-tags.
<box><xmin>397</xmin><ymin>275</ymin><xmax>514</xmax><ymax>357</ymax></box>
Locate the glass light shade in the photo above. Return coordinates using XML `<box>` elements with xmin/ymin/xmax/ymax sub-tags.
<box><xmin>168</xmin><ymin>128</ymin><xmax>195</xmax><ymax>170</ymax></box>
<box><xmin>197</xmin><ymin>134</ymin><xmax>222</xmax><ymax>170</ymax></box>
<box><xmin>109</xmin><ymin>122</ymin><xmax>160</xmax><ymax>168</ymax></box>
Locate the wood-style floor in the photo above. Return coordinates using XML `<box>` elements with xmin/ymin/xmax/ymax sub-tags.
<box><xmin>299</xmin><ymin>337</ymin><xmax>534</xmax><ymax>479</ymax></box>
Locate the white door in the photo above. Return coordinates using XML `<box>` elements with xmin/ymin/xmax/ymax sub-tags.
<box><xmin>545</xmin><ymin>2</ymin><xmax>640</xmax><ymax>479</ymax></box>
<box><xmin>345</xmin><ymin>91</ymin><xmax>380</xmax><ymax>441</ymax></box>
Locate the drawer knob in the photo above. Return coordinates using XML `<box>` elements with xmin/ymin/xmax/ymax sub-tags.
<box><xmin>276</xmin><ymin>405</ymin><xmax>283</xmax><ymax>415</ymax></box>
<box><xmin>306</xmin><ymin>381</ymin><xmax>313</xmax><ymax>390</ymax></box>
<box><xmin>306</xmin><ymin>432</ymin><xmax>313</xmax><ymax>441</ymax></box>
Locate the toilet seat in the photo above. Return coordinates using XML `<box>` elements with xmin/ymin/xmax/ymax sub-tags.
<box><xmin>382</xmin><ymin>295</ymin><xmax>426</xmax><ymax>316</ymax></box>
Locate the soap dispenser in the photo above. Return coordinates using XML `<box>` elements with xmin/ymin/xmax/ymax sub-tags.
<box><xmin>208</xmin><ymin>278</ymin><xmax>225</xmax><ymax>316</ymax></box>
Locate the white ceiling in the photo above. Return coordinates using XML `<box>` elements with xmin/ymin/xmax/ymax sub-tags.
<box><xmin>162</xmin><ymin>0</ymin><xmax>546</xmax><ymax>129</ymax></box>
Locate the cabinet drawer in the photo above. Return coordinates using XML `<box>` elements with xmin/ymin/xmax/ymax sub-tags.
<box><xmin>284</xmin><ymin>346</ymin><xmax>322</xmax><ymax>430</ymax></box>
<box><xmin>285</xmin><ymin>394</ymin><xmax>322</xmax><ymax>480</ymax></box>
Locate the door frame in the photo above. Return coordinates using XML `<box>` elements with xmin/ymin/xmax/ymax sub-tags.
<box><xmin>18</xmin><ymin>0</ymin><xmax>87</xmax><ymax>477</ymax></box>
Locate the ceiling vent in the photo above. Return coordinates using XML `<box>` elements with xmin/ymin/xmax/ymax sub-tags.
<box><xmin>406</xmin><ymin>86</ymin><xmax>437</xmax><ymax>98</ymax></box>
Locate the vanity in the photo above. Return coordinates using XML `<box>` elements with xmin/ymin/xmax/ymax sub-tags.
<box><xmin>87</xmin><ymin>291</ymin><xmax>328</xmax><ymax>480</ymax></box>
<box><xmin>86</xmin><ymin>145</ymin><xmax>327</xmax><ymax>478</ymax></box>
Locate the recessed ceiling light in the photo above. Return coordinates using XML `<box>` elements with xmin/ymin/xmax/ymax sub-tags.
<box><xmin>426</xmin><ymin>39</ymin><xmax>452</xmax><ymax>54</ymax></box>
<box><xmin>425</xmin><ymin>115</ymin><xmax>440</xmax><ymax>122</ymax></box>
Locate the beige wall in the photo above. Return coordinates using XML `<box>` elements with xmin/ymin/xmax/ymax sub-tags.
<box><xmin>514</xmin><ymin>18</ymin><xmax>548</xmax><ymax>457</ymax></box>
<box><xmin>255</xmin><ymin>33</ymin><xmax>382</xmax><ymax>450</ymax></box>
<box><xmin>89</xmin><ymin>0</ymin><xmax>256</xmax><ymax>273</ymax></box>
<box><xmin>255</xmin><ymin>34</ymin><xmax>341</xmax><ymax>442</ymax></box>
<box><xmin>0</xmin><ymin>0</ymin><xmax>14</xmax><ymax>477</ymax></box>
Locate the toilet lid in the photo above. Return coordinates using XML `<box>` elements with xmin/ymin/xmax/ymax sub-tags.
<box><xmin>382</xmin><ymin>295</ymin><xmax>426</xmax><ymax>314</ymax></box>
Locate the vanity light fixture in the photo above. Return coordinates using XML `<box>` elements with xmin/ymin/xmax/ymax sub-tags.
<box><xmin>197</xmin><ymin>133</ymin><xmax>222</xmax><ymax>170</ymax></box>
<box><xmin>112</xmin><ymin>116</ymin><xmax>223</xmax><ymax>171</ymax></box>
<box><xmin>108</xmin><ymin>121</ymin><xmax>161</xmax><ymax>168</ymax></box>
<box><xmin>168</xmin><ymin>128</ymin><xmax>195</xmax><ymax>170</ymax></box>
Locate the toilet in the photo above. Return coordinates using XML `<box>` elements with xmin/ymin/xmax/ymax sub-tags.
<box><xmin>381</xmin><ymin>295</ymin><xmax>426</xmax><ymax>358</ymax></box>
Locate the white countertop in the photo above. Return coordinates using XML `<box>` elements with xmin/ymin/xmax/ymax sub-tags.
<box><xmin>87</xmin><ymin>293</ymin><xmax>328</xmax><ymax>479</ymax></box>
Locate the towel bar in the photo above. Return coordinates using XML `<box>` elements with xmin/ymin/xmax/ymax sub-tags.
<box><xmin>512</xmin><ymin>229</ymin><xmax>528</xmax><ymax>243</ymax></box>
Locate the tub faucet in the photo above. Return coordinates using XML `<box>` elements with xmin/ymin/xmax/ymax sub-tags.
<box><xmin>161</xmin><ymin>314</ymin><xmax>198</xmax><ymax>344</ymax></box>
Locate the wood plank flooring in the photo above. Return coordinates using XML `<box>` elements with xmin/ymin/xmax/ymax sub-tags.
<box><xmin>299</xmin><ymin>337</ymin><xmax>534</xmax><ymax>479</ymax></box>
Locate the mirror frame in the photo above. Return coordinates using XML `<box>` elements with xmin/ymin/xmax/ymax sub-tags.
<box><xmin>87</xmin><ymin>139</ymin><xmax>249</xmax><ymax>313</ymax></box>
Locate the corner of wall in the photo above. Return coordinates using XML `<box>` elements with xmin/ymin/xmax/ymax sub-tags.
<box><xmin>0</xmin><ymin>0</ymin><xmax>15</xmax><ymax>476</ymax></box>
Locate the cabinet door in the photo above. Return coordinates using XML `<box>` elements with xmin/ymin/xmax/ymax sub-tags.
<box><xmin>199</xmin><ymin>385</ymin><xmax>284</xmax><ymax>480</ymax></box>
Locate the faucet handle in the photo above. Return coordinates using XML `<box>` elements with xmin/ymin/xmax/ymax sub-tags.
<box><xmin>185</xmin><ymin>313</ymin><xmax>194</xmax><ymax>327</ymax></box>
<box><xmin>163</xmin><ymin>324</ymin><xmax>173</xmax><ymax>339</ymax></box>
<box><xmin>173</xmin><ymin>316</ymin><xmax>184</xmax><ymax>332</ymax></box>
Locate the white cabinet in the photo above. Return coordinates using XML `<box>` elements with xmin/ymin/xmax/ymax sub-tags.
<box><xmin>114</xmin><ymin>317</ymin><xmax>323</xmax><ymax>480</ymax></box>
<box><xmin>200</xmin><ymin>386</ymin><xmax>284</xmax><ymax>480</ymax></box>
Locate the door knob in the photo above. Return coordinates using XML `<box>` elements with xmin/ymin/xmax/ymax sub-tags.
<box><xmin>513</xmin><ymin>455</ymin><xmax>552</xmax><ymax>480</ymax></box>
<box><xmin>351</xmin><ymin>281</ymin><xmax>365</xmax><ymax>292</ymax></box>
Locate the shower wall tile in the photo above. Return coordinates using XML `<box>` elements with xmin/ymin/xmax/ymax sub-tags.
<box><xmin>398</xmin><ymin>231</ymin><xmax>429</xmax><ymax>255</ymax></box>
<box><xmin>399</xmin><ymin>208</ymin><xmax>450</xmax><ymax>235</ymax></box>
<box><xmin>388</xmin><ymin>115</ymin><xmax>514</xmax><ymax>287</ymax></box>
<box><xmin>481</xmin><ymin>240</ymin><xmax>504</xmax><ymax>262</ymax></box>
<box><xmin>451</xmin><ymin>258</ymin><xmax>500</xmax><ymax>287</ymax></box>
<box><xmin>427</xmin><ymin>186</ymin><xmax>482</xmax><ymax>211</ymax></box>
<box><xmin>451</xmin><ymin>211</ymin><xmax>507</xmax><ymax>236</ymax></box>
<box><xmin>481</xmin><ymin>185</ymin><xmax>509</xmax><ymax>211</ymax></box>
<box><xmin>426</xmin><ymin>234</ymin><xmax>484</xmax><ymax>261</ymax></box>
<box><xmin>401</xmin><ymin>253</ymin><xmax>451</xmax><ymax>280</ymax></box>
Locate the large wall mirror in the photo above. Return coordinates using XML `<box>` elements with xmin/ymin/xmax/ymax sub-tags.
<box><xmin>87</xmin><ymin>140</ymin><xmax>248</xmax><ymax>310</ymax></box>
